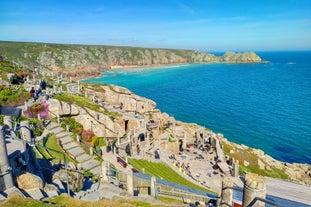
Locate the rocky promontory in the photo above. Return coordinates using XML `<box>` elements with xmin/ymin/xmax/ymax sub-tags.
<box><xmin>0</xmin><ymin>41</ymin><xmax>264</xmax><ymax>79</ymax></box>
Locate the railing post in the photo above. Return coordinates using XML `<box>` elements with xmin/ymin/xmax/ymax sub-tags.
<box><xmin>243</xmin><ymin>173</ymin><xmax>266</xmax><ymax>207</ymax></box>
<box><xmin>101</xmin><ymin>161</ymin><xmax>108</xmax><ymax>182</ymax></box>
<box><xmin>220</xmin><ymin>177</ymin><xmax>233</xmax><ymax>207</ymax></box>
<box><xmin>127</xmin><ymin>171</ymin><xmax>134</xmax><ymax>196</ymax></box>
<box><xmin>150</xmin><ymin>176</ymin><xmax>156</xmax><ymax>197</ymax></box>
<box><xmin>20</xmin><ymin>121</ymin><xmax>31</xmax><ymax>142</ymax></box>
<box><xmin>0</xmin><ymin>126</ymin><xmax>14</xmax><ymax>191</ymax></box>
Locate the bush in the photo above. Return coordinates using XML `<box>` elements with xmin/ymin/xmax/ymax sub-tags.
<box><xmin>29</xmin><ymin>118</ymin><xmax>44</xmax><ymax>136</ymax></box>
<box><xmin>24</xmin><ymin>101</ymin><xmax>49</xmax><ymax>119</ymax></box>
<box><xmin>90</xmin><ymin>135</ymin><xmax>98</xmax><ymax>147</ymax></box>
<box><xmin>81</xmin><ymin>129</ymin><xmax>94</xmax><ymax>142</ymax></box>
<box><xmin>0</xmin><ymin>85</ymin><xmax>29</xmax><ymax>106</ymax></box>
<box><xmin>62</xmin><ymin>117</ymin><xmax>83</xmax><ymax>135</ymax></box>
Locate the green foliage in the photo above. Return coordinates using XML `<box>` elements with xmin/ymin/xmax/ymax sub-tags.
<box><xmin>54</xmin><ymin>93</ymin><xmax>121</xmax><ymax>120</ymax></box>
<box><xmin>0</xmin><ymin>85</ymin><xmax>29</xmax><ymax>107</ymax></box>
<box><xmin>54</xmin><ymin>93</ymin><xmax>100</xmax><ymax>111</ymax></box>
<box><xmin>168</xmin><ymin>134</ymin><xmax>175</xmax><ymax>142</ymax></box>
<box><xmin>97</xmin><ymin>137</ymin><xmax>106</xmax><ymax>146</ymax></box>
<box><xmin>28</xmin><ymin>118</ymin><xmax>44</xmax><ymax>136</ymax></box>
<box><xmin>158</xmin><ymin>196</ymin><xmax>183</xmax><ymax>204</ymax></box>
<box><xmin>1</xmin><ymin>192</ymin><xmax>179</xmax><ymax>207</ymax></box>
<box><xmin>90</xmin><ymin>83</ymin><xmax>107</xmax><ymax>92</ymax></box>
<box><xmin>0</xmin><ymin>195</ymin><xmax>54</xmax><ymax>207</ymax></box>
<box><xmin>222</xmin><ymin>142</ymin><xmax>233</xmax><ymax>154</ymax></box>
<box><xmin>223</xmin><ymin>142</ymin><xmax>289</xmax><ymax>179</ymax></box>
<box><xmin>83</xmin><ymin>170</ymin><xmax>93</xmax><ymax>178</ymax></box>
<box><xmin>128</xmin><ymin>159</ymin><xmax>214</xmax><ymax>193</ymax></box>
<box><xmin>61</xmin><ymin>117</ymin><xmax>83</xmax><ymax>135</ymax></box>
<box><xmin>0</xmin><ymin>59</ymin><xmax>27</xmax><ymax>79</ymax></box>
<box><xmin>90</xmin><ymin>135</ymin><xmax>98</xmax><ymax>147</ymax></box>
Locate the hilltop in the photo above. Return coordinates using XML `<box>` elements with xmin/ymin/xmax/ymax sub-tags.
<box><xmin>0</xmin><ymin>41</ymin><xmax>263</xmax><ymax>80</ymax></box>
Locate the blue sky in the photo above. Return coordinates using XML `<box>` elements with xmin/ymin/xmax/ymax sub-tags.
<box><xmin>1</xmin><ymin>0</ymin><xmax>310</xmax><ymax>51</ymax></box>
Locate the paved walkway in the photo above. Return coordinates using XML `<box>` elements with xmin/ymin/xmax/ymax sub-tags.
<box><xmin>266</xmin><ymin>177</ymin><xmax>311</xmax><ymax>206</ymax></box>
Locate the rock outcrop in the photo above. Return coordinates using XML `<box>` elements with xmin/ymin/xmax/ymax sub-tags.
<box><xmin>16</xmin><ymin>172</ymin><xmax>44</xmax><ymax>190</ymax></box>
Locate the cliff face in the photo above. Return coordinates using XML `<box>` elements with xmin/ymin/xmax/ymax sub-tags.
<box><xmin>0</xmin><ymin>41</ymin><xmax>263</xmax><ymax>78</ymax></box>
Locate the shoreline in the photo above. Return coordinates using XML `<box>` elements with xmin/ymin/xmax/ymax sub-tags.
<box><xmin>109</xmin><ymin>63</ymin><xmax>192</xmax><ymax>70</ymax></box>
<box><xmin>109</xmin><ymin>60</ymin><xmax>269</xmax><ymax>71</ymax></box>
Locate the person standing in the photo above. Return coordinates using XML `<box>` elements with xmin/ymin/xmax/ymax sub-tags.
<box><xmin>30</xmin><ymin>87</ymin><xmax>35</xmax><ymax>100</ymax></box>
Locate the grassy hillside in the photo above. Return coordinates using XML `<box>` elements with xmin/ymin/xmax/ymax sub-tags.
<box><xmin>129</xmin><ymin>159</ymin><xmax>215</xmax><ymax>193</ymax></box>
<box><xmin>0</xmin><ymin>41</ymin><xmax>199</xmax><ymax>71</ymax></box>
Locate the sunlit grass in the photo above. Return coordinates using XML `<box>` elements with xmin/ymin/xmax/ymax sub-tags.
<box><xmin>128</xmin><ymin>158</ymin><xmax>213</xmax><ymax>193</ymax></box>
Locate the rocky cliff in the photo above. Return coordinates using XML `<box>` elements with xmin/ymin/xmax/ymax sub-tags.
<box><xmin>0</xmin><ymin>41</ymin><xmax>263</xmax><ymax>79</ymax></box>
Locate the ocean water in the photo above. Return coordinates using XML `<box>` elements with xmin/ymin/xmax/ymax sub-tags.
<box><xmin>84</xmin><ymin>51</ymin><xmax>311</xmax><ymax>164</ymax></box>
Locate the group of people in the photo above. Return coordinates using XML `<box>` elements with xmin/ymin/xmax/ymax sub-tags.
<box><xmin>29</xmin><ymin>80</ymin><xmax>47</xmax><ymax>101</ymax></box>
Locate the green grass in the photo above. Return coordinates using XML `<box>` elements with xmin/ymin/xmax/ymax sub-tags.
<box><xmin>0</xmin><ymin>194</ymin><xmax>177</xmax><ymax>207</ymax></box>
<box><xmin>158</xmin><ymin>196</ymin><xmax>183</xmax><ymax>204</ymax></box>
<box><xmin>54</xmin><ymin>93</ymin><xmax>101</xmax><ymax>112</ymax></box>
<box><xmin>54</xmin><ymin>93</ymin><xmax>121</xmax><ymax>120</ymax></box>
<box><xmin>36</xmin><ymin>146</ymin><xmax>51</xmax><ymax>159</ymax></box>
<box><xmin>45</xmin><ymin>134</ymin><xmax>73</xmax><ymax>163</ymax></box>
<box><xmin>128</xmin><ymin>159</ymin><xmax>214</xmax><ymax>193</ymax></box>
<box><xmin>223</xmin><ymin>141</ymin><xmax>288</xmax><ymax>179</ymax></box>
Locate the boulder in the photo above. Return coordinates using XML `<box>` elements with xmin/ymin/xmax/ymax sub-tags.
<box><xmin>52</xmin><ymin>169</ymin><xmax>84</xmax><ymax>192</ymax></box>
<box><xmin>16</xmin><ymin>172</ymin><xmax>44</xmax><ymax>190</ymax></box>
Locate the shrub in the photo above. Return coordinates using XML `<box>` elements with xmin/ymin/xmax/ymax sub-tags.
<box><xmin>81</xmin><ymin>129</ymin><xmax>94</xmax><ymax>142</ymax></box>
<box><xmin>24</xmin><ymin>101</ymin><xmax>49</xmax><ymax>119</ymax></box>
<box><xmin>62</xmin><ymin>117</ymin><xmax>83</xmax><ymax>134</ymax></box>
<box><xmin>90</xmin><ymin>135</ymin><xmax>98</xmax><ymax>147</ymax></box>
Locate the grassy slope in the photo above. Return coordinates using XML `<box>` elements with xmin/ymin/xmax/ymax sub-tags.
<box><xmin>0</xmin><ymin>41</ymin><xmax>195</xmax><ymax>69</ymax></box>
<box><xmin>0</xmin><ymin>195</ymin><xmax>179</xmax><ymax>207</ymax></box>
<box><xmin>129</xmin><ymin>159</ymin><xmax>214</xmax><ymax>193</ymax></box>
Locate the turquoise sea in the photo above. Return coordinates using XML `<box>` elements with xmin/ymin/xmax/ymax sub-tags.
<box><xmin>84</xmin><ymin>51</ymin><xmax>311</xmax><ymax>164</ymax></box>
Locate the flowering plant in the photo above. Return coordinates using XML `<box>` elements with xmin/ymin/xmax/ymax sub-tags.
<box><xmin>25</xmin><ymin>101</ymin><xmax>49</xmax><ymax>119</ymax></box>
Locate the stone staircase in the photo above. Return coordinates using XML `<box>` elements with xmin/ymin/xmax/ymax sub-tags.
<box><xmin>46</xmin><ymin>122</ymin><xmax>102</xmax><ymax>176</ymax></box>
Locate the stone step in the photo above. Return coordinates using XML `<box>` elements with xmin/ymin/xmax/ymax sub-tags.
<box><xmin>81</xmin><ymin>159</ymin><xmax>101</xmax><ymax>171</ymax></box>
<box><xmin>57</xmin><ymin>131</ymin><xmax>68</xmax><ymax>139</ymax></box>
<box><xmin>76</xmin><ymin>153</ymin><xmax>92</xmax><ymax>163</ymax></box>
<box><xmin>52</xmin><ymin>178</ymin><xmax>67</xmax><ymax>194</ymax></box>
<box><xmin>46</xmin><ymin>122</ymin><xmax>59</xmax><ymax>130</ymax></box>
<box><xmin>68</xmin><ymin>146</ymin><xmax>85</xmax><ymax>158</ymax></box>
<box><xmin>59</xmin><ymin>136</ymin><xmax>73</xmax><ymax>145</ymax></box>
<box><xmin>62</xmin><ymin>141</ymin><xmax>79</xmax><ymax>150</ymax></box>
<box><xmin>51</xmin><ymin>127</ymin><xmax>65</xmax><ymax>135</ymax></box>
<box><xmin>89</xmin><ymin>165</ymin><xmax>102</xmax><ymax>176</ymax></box>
